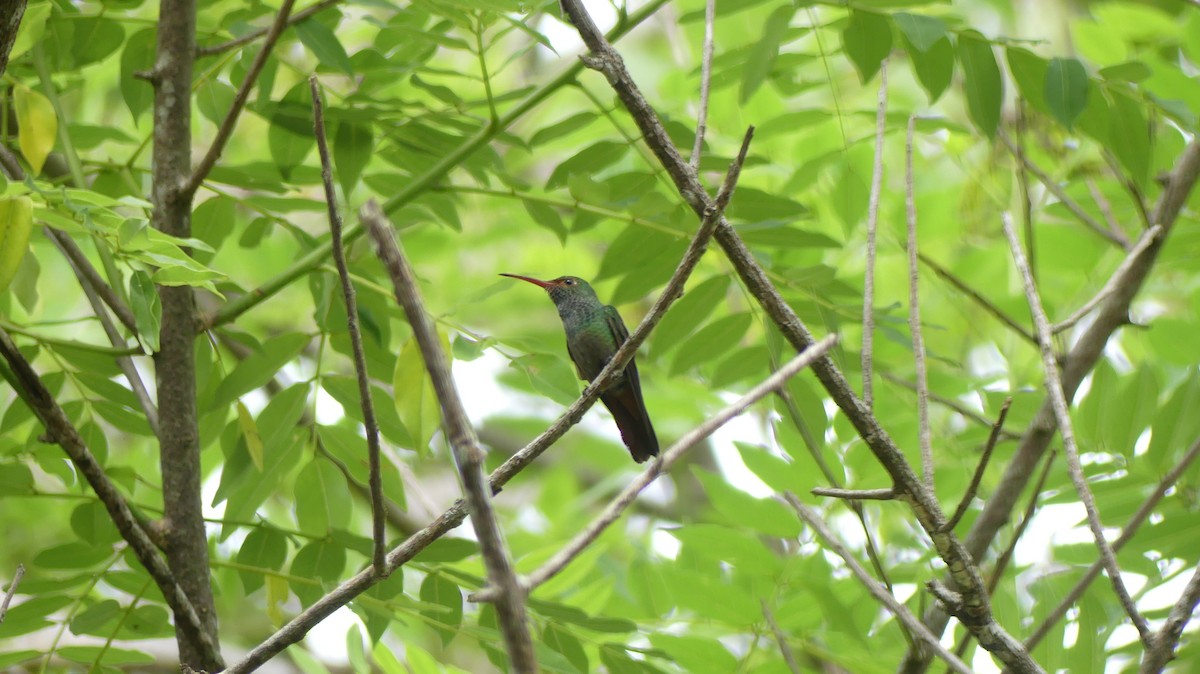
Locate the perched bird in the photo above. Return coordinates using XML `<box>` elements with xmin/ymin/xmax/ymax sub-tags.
<box><xmin>500</xmin><ymin>274</ymin><xmax>659</xmax><ymax>463</ymax></box>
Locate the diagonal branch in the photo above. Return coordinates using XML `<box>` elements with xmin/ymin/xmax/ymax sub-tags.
<box><xmin>1140</xmin><ymin>563</ymin><xmax>1200</xmax><ymax>674</ymax></box>
<box><xmin>1001</xmin><ymin>213</ymin><xmax>1151</xmax><ymax>646</ymax></box>
<box><xmin>762</xmin><ymin>601</ymin><xmax>803</xmax><ymax>674</ymax></box>
<box><xmin>785</xmin><ymin>493</ymin><xmax>973</xmax><ymax>674</ymax></box>
<box><xmin>361</xmin><ymin>200</ymin><xmax>536</xmax><ymax>673</ymax></box>
<box><xmin>182</xmin><ymin>0</ymin><xmax>296</xmax><ymax>198</ymax></box>
<box><xmin>556</xmin><ymin>2</ymin><xmax>1043</xmax><ymax>670</ymax></box>
<box><xmin>942</xmin><ymin>397</ymin><xmax>1011</xmax><ymax>534</ymax></box>
<box><xmin>0</xmin><ymin>327</ymin><xmax>221</xmax><ymax>665</ymax></box>
<box><xmin>310</xmin><ymin>76</ymin><xmax>387</xmax><ymax>577</ymax></box>
<box><xmin>478</xmin><ymin>337</ymin><xmax>837</xmax><ymax>601</ymax></box>
<box><xmin>0</xmin><ymin>563</ymin><xmax>24</xmax><ymax>624</ymax></box>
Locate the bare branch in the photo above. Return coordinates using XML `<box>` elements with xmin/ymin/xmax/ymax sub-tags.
<box><xmin>942</xmin><ymin>397</ymin><xmax>1012</xmax><ymax>533</ymax></box>
<box><xmin>183</xmin><ymin>0</ymin><xmax>297</xmax><ymax>198</ymax></box>
<box><xmin>0</xmin><ymin>563</ymin><xmax>24</xmax><ymax>624</ymax></box>
<box><xmin>862</xmin><ymin>60</ymin><xmax>887</xmax><ymax>409</ymax></box>
<box><xmin>361</xmin><ymin>201</ymin><xmax>536</xmax><ymax>672</ymax></box>
<box><xmin>762</xmin><ymin>601</ymin><xmax>803</xmax><ymax>674</ymax></box>
<box><xmin>1140</xmin><ymin>563</ymin><xmax>1200</xmax><ymax>673</ymax></box>
<box><xmin>785</xmin><ymin>493</ymin><xmax>973</xmax><ymax>674</ymax></box>
<box><xmin>999</xmin><ymin>129</ymin><xmax>1129</xmax><ymax>249</ymax></box>
<box><xmin>1051</xmin><ymin>225</ymin><xmax>1163</xmax><ymax>334</ymax></box>
<box><xmin>0</xmin><ymin>327</ymin><xmax>221</xmax><ymax>665</ymax></box>
<box><xmin>1001</xmin><ymin>212</ymin><xmax>1151</xmax><ymax>646</ymax></box>
<box><xmin>905</xmin><ymin>115</ymin><xmax>932</xmax><ymax>490</ymax></box>
<box><xmin>811</xmin><ymin>487</ymin><xmax>895</xmax><ymax>501</ymax></box>
<box><xmin>689</xmin><ymin>0</ymin><xmax>715</xmax><ymax>171</ymax></box>
<box><xmin>310</xmin><ymin>76</ymin><xmax>387</xmax><ymax>577</ymax></box>
<box><xmin>1026</xmin><ymin>435</ymin><xmax>1200</xmax><ymax>652</ymax></box>
<box><xmin>499</xmin><ymin>337</ymin><xmax>838</xmax><ymax>598</ymax></box>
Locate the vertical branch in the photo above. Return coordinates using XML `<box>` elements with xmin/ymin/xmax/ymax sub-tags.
<box><xmin>1000</xmin><ymin>213</ymin><xmax>1151</xmax><ymax>646</ymax></box>
<box><xmin>150</xmin><ymin>0</ymin><xmax>222</xmax><ymax>668</ymax></box>
<box><xmin>861</xmin><ymin>60</ymin><xmax>887</xmax><ymax>409</ymax></box>
<box><xmin>905</xmin><ymin>116</ymin><xmax>932</xmax><ymax>490</ymax></box>
<box><xmin>309</xmin><ymin>76</ymin><xmax>387</xmax><ymax>576</ymax></box>
<box><xmin>360</xmin><ymin>202</ymin><xmax>537</xmax><ymax>673</ymax></box>
<box><xmin>689</xmin><ymin>0</ymin><xmax>715</xmax><ymax>171</ymax></box>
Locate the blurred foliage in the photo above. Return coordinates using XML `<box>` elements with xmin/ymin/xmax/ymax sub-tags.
<box><xmin>1</xmin><ymin>0</ymin><xmax>1199</xmax><ymax>671</ymax></box>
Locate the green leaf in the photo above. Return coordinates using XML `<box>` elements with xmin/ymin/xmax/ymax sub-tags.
<box><xmin>393</xmin><ymin>337</ymin><xmax>443</xmax><ymax>452</ymax></box>
<box><xmin>297</xmin><ymin>20</ymin><xmax>354</xmax><ymax>74</ymax></box>
<box><xmin>670</xmin><ymin>312</ymin><xmax>752</xmax><ymax>375</ymax></box>
<box><xmin>842</xmin><ymin>10</ymin><xmax>892</xmax><ymax>84</ymax></box>
<box><xmin>1044</xmin><ymin>57</ymin><xmax>1089</xmax><ymax>128</ymax></box>
<box><xmin>1006</xmin><ymin>47</ymin><xmax>1049</xmax><ymax>113</ymax></box>
<box><xmin>235</xmin><ymin>399</ymin><xmax>264</xmax><ymax>471</ymax></box>
<box><xmin>128</xmin><ymin>270</ymin><xmax>161</xmax><ymax>352</ymax></box>
<box><xmin>669</xmin><ymin>522</ymin><xmax>783</xmax><ymax>575</ymax></box>
<box><xmin>419</xmin><ymin>572</ymin><xmax>463</xmax><ymax>646</ymax></box>
<box><xmin>412</xmin><ymin>537</ymin><xmax>479</xmax><ymax>563</ymax></box>
<box><xmin>33</xmin><ymin>542</ymin><xmax>113</xmax><ymax>570</ymax></box>
<box><xmin>692</xmin><ymin>467</ymin><xmax>801</xmax><ymax>538</ymax></box>
<box><xmin>741</xmin><ymin>5</ymin><xmax>794</xmax><ymax>103</ymax></box>
<box><xmin>543</xmin><ymin>623</ymin><xmax>588</xmax><ymax>673</ymax></box>
<box><xmin>1147</xmin><ymin>371</ymin><xmax>1200</xmax><ymax>472</ymax></box>
<box><xmin>289</xmin><ymin>540</ymin><xmax>346</xmax><ymax>606</ymax></box>
<box><xmin>334</xmin><ymin>122</ymin><xmax>374</xmax><ymax>197</ymax></box>
<box><xmin>956</xmin><ymin>31</ymin><xmax>1003</xmax><ymax>138</ymax></box>
<box><xmin>269</xmin><ymin>83</ymin><xmax>317</xmax><ymax>180</ymax></box>
<box><xmin>1108</xmin><ymin>90</ymin><xmax>1151</xmax><ymax>188</ymax></box>
<box><xmin>0</xmin><ymin>197</ymin><xmax>33</xmax><ymax>294</ymax></box>
<box><xmin>70</xmin><ymin>501</ymin><xmax>119</xmax><ymax>547</ymax></box>
<box><xmin>13</xmin><ymin>86</ymin><xmax>56</xmax><ymax>176</ymax></box>
<box><xmin>119</xmin><ymin>28</ymin><xmax>157</xmax><ymax>122</ymax></box>
<box><xmin>530</xmin><ymin>112</ymin><xmax>598</xmax><ymax>146</ymax></box>
<box><xmin>522</xmin><ymin>198</ymin><xmax>567</xmax><ymax>243</ymax></box>
<box><xmin>207</xmin><ymin>332</ymin><xmax>310</xmax><ymax>411</ymax></box>
<box><xmin>196</xmin><ymin>79</ymin><xmax>237</xmax><ymax>127</ymax></box>
<box><xmin>736</xmin><ymin>442</ymin><xmax>809</xmax><ymax>495</ymax></box>
<box><xmin>546</xmin><ymin>141</ymin><xmax>629</xmax><ymax>190</ymax></box>
<box><xmin>650</xmin><ymin>634</ymin><xmax>737</xmax><ymax>674</ymax></box>
<box><xmin>294</xmin><ymin>459</ymin><xmax>353</xmax><ymax>536</ymax></box>
<box><xmin>907</xmin><ymin>34</ymin><xmax>954</xmax><ymax>102</ymax></box>
<box><xmin>894</xmin><ymin>13</ymin><xmax>946</xmax><ymax>52</ymax></box>
<box><xmin>70</xmin><ymin>599</ymin><xmax>121</xmax><ymax>636</ymax></box>
<box><xmin>652</xmin><ymin>275</ymin><xmax>730</xmax><ymax>357</ymax></box>
<box><xmin>236</xmin><ymin>526</ymin><xmax>288</xmax><ymax>594</ymax></box>
<box><xmin>70</xmin><ymin>17</ymin><xmax>125</xmax><ymax>67</ymax></box>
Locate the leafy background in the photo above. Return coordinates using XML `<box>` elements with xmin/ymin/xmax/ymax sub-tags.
<box><xmin>1</xmin><ymin>0</ymin><xmax>1199</xmax><ymax>672</ymax></box>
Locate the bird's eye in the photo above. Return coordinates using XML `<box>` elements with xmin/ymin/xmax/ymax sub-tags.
<box><xmin>564</xmin><ymin>278</ymin><xmax>574</xmax><ymax>285</ymax></box>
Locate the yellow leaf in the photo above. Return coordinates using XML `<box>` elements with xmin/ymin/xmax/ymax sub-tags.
<box><xmin>266</xmin><ymin>575</ymin><xmax>288</xmax><ymax>626</ymax></box>
<box><xmin>0</xmin><ymin>197</ymin><xmax>34</xmax><ymax>294</ymax></box>
<box><xmin>236</xmin><ymin>400</ymin><xmax>264</xmax><ymax>471</ymax></box>
<box><xmin>14</xmin><ymin>85</ymin><xmax>57</xmax><ymax>175</ymax></box>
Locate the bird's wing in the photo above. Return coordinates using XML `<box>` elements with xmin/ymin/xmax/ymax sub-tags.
<box><xmin>603</xmin><ymin>305</ymin><xmax>639</xmax><ymax>390</ymax></box>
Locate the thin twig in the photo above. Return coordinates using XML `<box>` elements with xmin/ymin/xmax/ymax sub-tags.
<box><xmin>998</xmin><ymin>129</ymin><xmax>1128</xmax><ymax>249</ymax></box>
<box><xmin>762</xmin><ymin>601</ymin><xmax>803</xmax><ymax>674</ymax></box>
<box><xmin>497</xmin><ymin>337</ymin><xmax>838</xmax><ymax>598</ymax></box>
<box><xmin>310</xmin><ymin>76</ymin><xmax>387</xmax><ymax>577</ymax></box>
<box><xmin>1014</xmin><ymin>104</ymin><xmax>1036</xmax><ymax>280</ymax></box>
<box><xmin>197</xmin><ymin>0</ymin><xmax>340</xmax><ymax>57</ymax></box>
<box><xmin>1140</xmin><ymin>562</ymin><xmax>1200</xmax><ymax>673</ymax></box>
<box><xmin>1025</xmin><ymin>434</ymin><xmax>1200</xmax><ymax>652</ymax></box>
<box><xmin>1051</xmin><ymin>225</ymin><xmax>1163</xmax><ymax>334</ymax></box>
<box><xmin>905</xmin><ymin>115</ymin><xmax>933</xmax><ymax>491</ymax></box>
<box><xmin>361</xmin><ymin>201</ymin><xmax>537</xmax><ymax>672</ymax></box>
<box><xmin>0</xmin><ymin>327</ymin><xmax>221</xmax><ymax>665</ymax></box>
<box><xmin>1001</xmin><ymin>212</ymin><xmax>1152</xmax><ymax>646</ymax></box>
<box><xmin>183</xmin><ymin>0</ymin><xmax>297</xmax><ymax>197</ymax></box>
<box><xmin>811</xmin><ymin>487</ymin><xmax>895</xmax><ymax>501</ymax></box>
<box><xmin>785</xmin><ymin>493</ymin><xmax>973</xmax><ymax>674</ymax></box>
<box><xmin>918</xmin><ymin>252</ymin><xmax>1038</xmax><ymax>345</ymax></box>
<box><xmin>689</xmin><ymin>0</ymin><xmax>715</xmax><ymax>171</ymax></box>
<box><xmin>942</xmin><ymin>397</ymin><xmax>1012</xmax><ymax>533</ymax></box>
<box><xmin>0</xmin><ymin>563</ymin><xmax>24</xmax><ymax>623</ymax></box>
<box><xmin>862</xmin><ymin>60</ymin><xmax>887</xmax><ymax>409</ymax></box>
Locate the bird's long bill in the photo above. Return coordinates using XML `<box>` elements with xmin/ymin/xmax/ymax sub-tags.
<box><xmin>499</xmin><ymin>273</ymin><xmax>554</xmax><ymax>289</ymax></box>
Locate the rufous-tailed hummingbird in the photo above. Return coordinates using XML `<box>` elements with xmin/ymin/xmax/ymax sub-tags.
<box><xmin>500</xmin><ymin>274</ymin><xmax>659</xmax><ymax>463</ymax></box>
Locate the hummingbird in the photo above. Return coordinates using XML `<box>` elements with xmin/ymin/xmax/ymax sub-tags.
<box><xmin>500</xmin><ymin>274</ymin><xmax>659</xmax><ymax>463</ymax></box>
